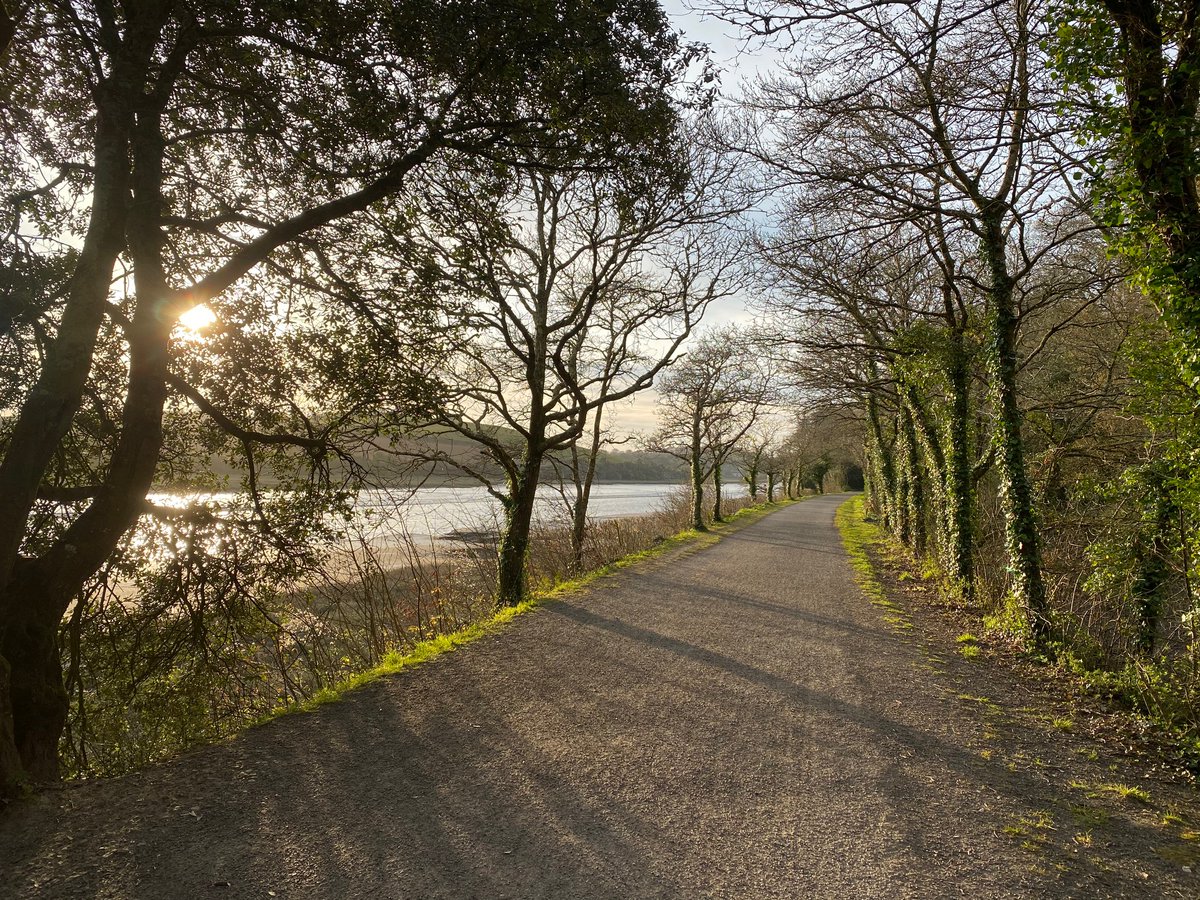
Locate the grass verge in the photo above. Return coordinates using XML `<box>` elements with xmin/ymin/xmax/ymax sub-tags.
<box><xmin>835</xmin><ymin>495</ymin><xmax>911</xmax><ymax>633</ymax></box>
<box><xmin>837</xmin><ymin>494</ymin><xmax>1200</xmax><ymax>785</ymax></box>
<box><xmin>266</xmin><ymin>497</ymin><xmax>802</xmax><ymax>722</ymax></box>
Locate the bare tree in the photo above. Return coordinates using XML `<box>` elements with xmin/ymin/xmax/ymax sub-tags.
<box><xmin>387</xmin><ymin>150</ymin><xmax>746</xmax><ymax>605</ymax></box>
<box><xmin>741</xmin><ymin>422</ymin><xmax>784</xmax><ymax>500</ymax></box>
<box><xmin>647</xmin><ymin>327</ymin><xmax>775</xmax><ymax>529</ymax></box>
<box><xmin>715</xmin><ymin>0</ymin><xmax>1096</xmax><ymax>640</ymax></box>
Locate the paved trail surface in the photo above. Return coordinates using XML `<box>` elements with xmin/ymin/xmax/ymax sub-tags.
<box><xmin>0</xmin><ymin>496</ymin><xmax>1192</xmax><ymax>898</ymax></box>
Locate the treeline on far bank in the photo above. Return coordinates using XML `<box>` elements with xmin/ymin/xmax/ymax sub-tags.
<box><xmin>161</xmin><ymin>441</ymin><xmax>695</xmax><ymax>490</ymax></box>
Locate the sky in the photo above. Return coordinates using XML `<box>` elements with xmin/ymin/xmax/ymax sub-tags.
<box><xmin>662</xmin><ymin>1</ymin><xmax>775</xmax><ymax>92</ymax></box>
<box><xmin>611</xmin><ymin>2</ymin><xmax>777</xmax><ymax>436</ymax></box>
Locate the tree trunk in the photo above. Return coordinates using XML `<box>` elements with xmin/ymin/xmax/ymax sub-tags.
<box><xmin>767</xmin><ymin>472</ymin><xmax>776</xmax><ymax>502</ymax></box>
<box><xmin>1</xmin><ymin>572</ymin><xmax>66</xmax><ymax>781</ymax></box>
<box><xmin>569</xmin><ymin>431</ymin><xmax>601</xmax><ymax>574</ymax></box>
<box><xmin>0</xmin><ymin>655</ymin><xmax>19</xmax><ymax>796</ymax></box>
<box><xmin>982</xmin><ymin>206</ymin><xmax>1049</xmax><ymax>642</ymax></box>
<box><xmin>711</xmin><ymin>463</ymin><xmax>724</xmax><ymax>523</ymax></box>
<box><xmin>0</xmin><ymin>312</ymin><xmax>172</xmax><ymax>785</ymax></box>
<box><xmin>689</xmin><ymin>413</ymin><xmax>706</xmax><ymax>531</ymax></box>
<box><xmin>569</xmin><ymin>492</ymin><xmax>588</xmax><ymax>574</ymax></box>
<box><xmin>0</xmin><ymin>102</ymin><xmax>131</xmax><ymax>593</ymax></box>
<box><xmin>690</xmin><ymin>454</ymin><xmax>706</xmax><ymax>530</ymax></box>
<box><xmin>0</xmin><ymin>5</ymin><xmax>16</xmax><ymax>59</ymax></box>
<box><xmin>497</xmin><ymin>461</ymin><xmax>542</xmax><ymax>607</ymax></box>
<box><xmin>945</xmin><ymin>334</ymin><xmax>975</xmax><ymax>598</ymax></box>
<box><xmin>1131</xmin><ymin>463</ymin><xmax>1175</xmax><ymax>653</ymax></box>
<box><xmin>865</xmin><ymin>390</ymin><xmax>896</xmax><ymax>530</ymax></box>
<box><xmin>3</xmin><ymin>71</ymin><xmax>208</xmax><ymax>787</ymax></box>
<box><xmin>893</xmin><ymin>409</ymin><xmax>913</xmax><ymax>545</ymax></box>
<box><xmin>900</xmin><ymin>404</ymin><xmax>926</xmax><ymax>555</ymax></box>
<box><xmin>0</xmin><ymin>56</ymin><xmax>176</xmax><ymax>790</ymax></box>
<box><xmin>900</xmin><ymin>374</ymin><xmax>972</xmax><ymax>596</ymax></box>
<box><xmin>0</xmin><ymin>94</ymin><xmax>132</xmax><ymax>795</ymax></box>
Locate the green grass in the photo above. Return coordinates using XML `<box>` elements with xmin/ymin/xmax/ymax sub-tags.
<box><xmin>1071</xmin><ymin>779</ymin><xmax>1153</xmax><ymax>805</ymax></box>
<box><xmin>836</xmin><ymin>496</ymin><xmax>912</xmax><ymax>633</ymax></box>
<box><xmin>956</xmin><ymin>633</ymin><xmax>983</xmax><ymax>659</ymax></box>
<box><xmin>263</xmin><ymin>497</ymin><xmax>800</xmax><ymax>724</ymax></box>
<box><xmin>1095</xmin><ymin>782</ymin><xmax>1153</xmax><ymax>804</ymax></box>
<box><xmin>266</xmin><ymin>600</ymin><xmax>539</xmax><ymax>720</ymax></box>
<box><xmin>957</xmin><ymin>693</ymin><xmax>1004</xmax><ymax>717</ymax></box>
<box><xmin>1002</xmin><ymin>810</ymin><xmax>1056</xmax><ymax>852</ymax></box>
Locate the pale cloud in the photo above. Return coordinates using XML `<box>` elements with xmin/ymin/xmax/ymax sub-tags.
<box><xmin>605</xmin><ymin>390</ymin><xmax>663</xmax><ymax>439</ymax></box>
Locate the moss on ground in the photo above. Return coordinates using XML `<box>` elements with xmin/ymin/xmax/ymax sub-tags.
<box><xmin>835</xmin><ymin>496</ymin><xmax>912</xmax><ymax>634</ymax></box>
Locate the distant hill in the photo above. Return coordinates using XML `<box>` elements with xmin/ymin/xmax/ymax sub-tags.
<box><xmin>157</xmin><ymin>429</ymin><xmax>687</xmax><ymax>490</ymax></box>
<box><xmin>591</xmin><ymin>449</ymin><xmax>686</xmax><ymax>483</ymax></box>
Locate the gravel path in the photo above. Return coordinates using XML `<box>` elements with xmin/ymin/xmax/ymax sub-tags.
<box><xmin>1</xmin><ymin>494</ymin><xmax>1196</xmax><ymax>898</ymax></box>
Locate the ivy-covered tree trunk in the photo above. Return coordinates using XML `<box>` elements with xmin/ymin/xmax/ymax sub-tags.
<box><xmin>944</xmin><ymin>334</ymin><xmax>975</xmax><ymax>597</ymax></box>
<box><xmin>982</xmin><ymin>206</ymin><xmax>1049</xmax><ymax>641</ymax></box>
<box><xmin>865</xmin><ymin>389</ymin><xmax>897</xmax><ymax>530</ymax></box>
<box><xmin>569</xmin><ymin>485</ymin><xmax>591</xmax><ymax>575</ymax></box>
<box><xmin>767</xmin><ymin>472</ymin><xmax>777</xmax><ymax>502</ymax></box>
<box><xmin>1130</xmin><ymin>462</ymin><xmax>1176</xmax><ymax>653</ymax></box>
<box><xmin>899</xmin><ymin>387</ymin><xmax>944</xmax><ymax>556</ymax></box>
<box><xmin>899</xmin><ymin>355</ymin><xmax>974</xmax><ymax>597</ymax></box>
<box><xmin>689</xmin><ymin>411</ymin><xmax>706</xmax><ymax>531</ymax></box>
<box><xmin>892</xmin><ymin>408</ymin><xmax>913</xmax><ymax>546</ymax></box>
<box><xmin>497</xmin><ymin>460</ymin><xmax>543</xmax><ymax>607</ymax></box>
<box><xmin>900</xmin><ymin>404</ymin><xmax>926</xmax><ymax>555</ymax></box>
<box><xmin>864</xmin><ymin>453</ymin><xmax>887</xmax><ymax>519</ymax></box>
<box><xmin>712</xmin><ymin>463</ymin><xmax>724</xmax><ymax>522</ymax></box>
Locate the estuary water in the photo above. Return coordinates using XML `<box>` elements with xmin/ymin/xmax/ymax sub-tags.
<box><xmin>147</xmin><ymin>481</ymin><xmax>747</xmax><ymax>548</ymax></box>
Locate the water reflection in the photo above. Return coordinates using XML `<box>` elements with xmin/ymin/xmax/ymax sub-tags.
<box><xmin>145</xmin><ymin>481</ymin><xmax>745</xmax><ymax>546</ymax></box>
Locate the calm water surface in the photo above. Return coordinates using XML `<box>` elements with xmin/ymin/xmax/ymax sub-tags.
<box><xmin>148</xmin><ymin>482</ymin><xmax>748</xmax><ymax>545</ymax></box>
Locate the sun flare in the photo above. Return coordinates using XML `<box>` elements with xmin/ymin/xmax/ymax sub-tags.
<box><xmin>178</xmin><ymin>304</ymin><xmax>217</xmax><ymax>334</ymax></box>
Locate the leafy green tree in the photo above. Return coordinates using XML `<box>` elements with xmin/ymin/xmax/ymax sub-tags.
<box><xmin>0</xmin><ymin>0</ymin><xmax>686</xmax><ymax>794</ymax></box>
<box><xmin>1050</xmin><ymin>0</ymin><xmax>1200</xmax><ymax>374</ymax></box>
<box><xmin>1047</xmin><ymin>0</ymin><xmax>1200</xmax><ymax>739</ymax></box>
<box><xmin>384</xmin><ymin>155</ymin><xmax>741</xmax><ymax>606</ymax></box>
